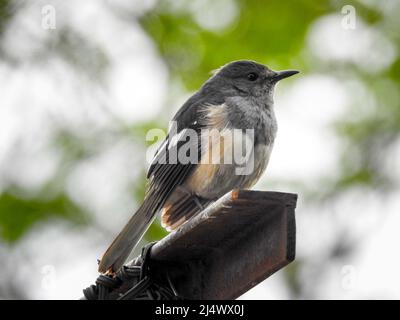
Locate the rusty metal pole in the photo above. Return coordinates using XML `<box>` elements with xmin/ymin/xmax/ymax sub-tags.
<box><xmin>83</xmin><ymin>190</ymin><xmax>297</xmax><ymax>300</ymax></box>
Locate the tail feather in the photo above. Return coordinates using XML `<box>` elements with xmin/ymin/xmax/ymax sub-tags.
<box><xmin>98</xmin><ymin>201</ymin><xmax>156</xmax><ymax>273</ymax></box>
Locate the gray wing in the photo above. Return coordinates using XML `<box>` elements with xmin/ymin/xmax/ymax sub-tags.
<box><xmin>98</xmin><ymin>90</ymin><xmax>224</xmax><ymax>273</ymax></box>
<box><xmin>145</xmin><ymin>91</ymin><xmax>224</xmax><ymax>215</ymax></box>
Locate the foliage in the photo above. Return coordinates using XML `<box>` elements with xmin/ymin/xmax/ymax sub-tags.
<box><xmin>0</xmin><ymin>190</ymin><xmax>88</xmax><ymax>242</ymax></box>
<box><xmin>139</xmin><ymin>0</ymin><xmax>332</xmax><ymax>90</ymax></box>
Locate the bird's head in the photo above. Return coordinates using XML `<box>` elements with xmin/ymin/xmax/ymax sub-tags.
<box><xmin>206</xmin><ymin>60</ymin><xmax>299</xmax><ymax>99</ymax></box>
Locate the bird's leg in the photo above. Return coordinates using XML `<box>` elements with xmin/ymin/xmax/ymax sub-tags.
<box><xmin>176</xmin><ymin>186</ymin><xmax>204</xmax><ymax>211</ymax></box>
<box><xmin>192</xmin><ymin>195</ymin><xmax>204</xmax><ymax>211</ymax></box>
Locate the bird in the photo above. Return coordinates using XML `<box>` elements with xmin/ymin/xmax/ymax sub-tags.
<box><xmin>98</xmin><ymin>60</ymin><xmax>298</xmax><ymax>274</ymax></box>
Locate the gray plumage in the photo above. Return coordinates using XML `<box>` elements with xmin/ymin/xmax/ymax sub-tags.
<box><xmin>98</xmin><ymin>60</ymin><xmax>298</xmax><ymax>273</ymax></box>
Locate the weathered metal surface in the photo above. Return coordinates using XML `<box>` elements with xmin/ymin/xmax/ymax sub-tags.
<box><xmin>83</xmin><ymin>190</ymin><xmax>297</xmax><ymax>300</ymax></box>
<box><xmin>117</xmin><ymin>189</ymin><xmax>298</xmax><ymax>300</ymax></box>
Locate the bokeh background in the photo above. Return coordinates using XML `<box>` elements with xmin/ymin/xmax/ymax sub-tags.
<box><xmin>0</xmin><ymin>0</ymin><xmax>399</xmax><ymax>299</ymax></box>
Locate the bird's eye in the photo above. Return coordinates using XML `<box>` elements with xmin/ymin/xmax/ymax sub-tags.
<box><xmin>247</xmin><ymin>72</ymin><xmax>258</xmax><ymax>81</ymax></box>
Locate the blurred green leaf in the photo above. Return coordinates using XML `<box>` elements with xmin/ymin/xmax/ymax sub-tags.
<box><xmin>140</xmin><ymin>0</ymin><xmax>332</xmax><ymax>90</ymax></box>
<box><xmin>0</xmin><ymin>0</ymin><xmax>13</xmax><ymax>37</ymax></box>
<box><xmin>53</xmin><ymin>129</ymin><xmax>94</xmax><ymax>162</ymax></box>
<box><xmin>283</xmin><ymin>260</ymin><xmax>302</xmax><ymax>298</ymax></box>
<box><xmin>144</xmin><ymin>221</ymin><xmax>168</xmax><ymax>241</ymax></box>
<box><xmin>123</xmin><ymin>121</ymin><xmax>167</xmax><ymax>147</ymax></box>
<box><xmin>0</xmin><ymin>191</ymin><xmax>88</xmax><ymax>243</ymax></box>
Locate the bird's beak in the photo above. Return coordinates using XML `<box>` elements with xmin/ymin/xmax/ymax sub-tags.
<box><xmin>272</xmin><ymin>70</ymin><xmax>299</xmax><ymax>82</ymax></box>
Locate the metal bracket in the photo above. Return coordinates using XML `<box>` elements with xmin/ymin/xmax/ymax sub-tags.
<box><xmin>83</xmin><ymin>190</ymin><xmax>297</xmax><ymax>300</ymax></box>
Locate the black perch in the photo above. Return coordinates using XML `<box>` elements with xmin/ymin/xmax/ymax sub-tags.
<box><xmin>83</xmin><ymin>190</ymin><xmax>297</xmax><ymax>300</ymax></box>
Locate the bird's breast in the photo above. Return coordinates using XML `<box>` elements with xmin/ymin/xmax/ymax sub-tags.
<box><xmin>185</xmin><ymin>102</ymin><xmax>276</xmax><ymax>198</ymax></box>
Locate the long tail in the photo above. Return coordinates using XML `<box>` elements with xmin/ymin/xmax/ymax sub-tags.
<box><xmin>98</xmin><ymin>199</ymin><xmax>157</xmax><ymax>273</ymax></box>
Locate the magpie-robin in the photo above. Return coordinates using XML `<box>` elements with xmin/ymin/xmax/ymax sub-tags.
<box><xmin>98</xmin><ymin>60</ymin><xmax>299</xmax><ymax>273</ymax></box>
